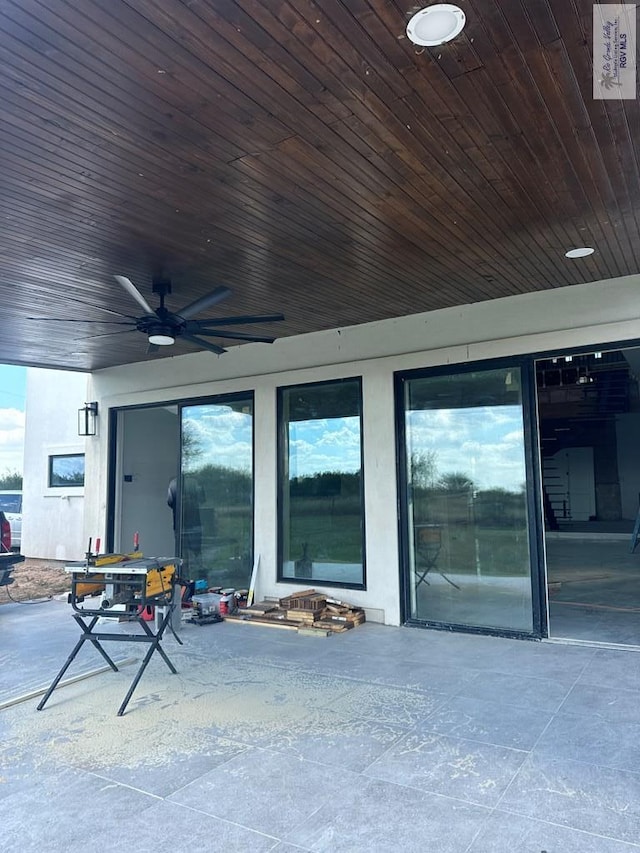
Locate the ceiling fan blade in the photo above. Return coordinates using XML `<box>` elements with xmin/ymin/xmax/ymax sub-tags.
<box><xmin>27</xmin><ymin>317</ymin><xmax>135</xmax><ymax>326</ymax></box>
<box><xmin>176</xmin><ymin>286</ymin><xmax>232</xmax><ymax>320</ymax></box>
<box><xmin>114</xmin><ymin>275</ymin><xmax>155</xmax><ymax>315</ymax></box>
<box><xmin>196</xmin><ymin>328</ymin><xmax>276</xmax><ymax>343</ymax></box>
<box><xmin>73</xmin><ymin>329</ymin><xmax>137</xmax><ymax>341</ymax></box>
<box><xmin>181</xmin><ymin>333</ymin><xmax>226</xmax><ymax>355</ymax></box>
<box><xmin>57</xmin><ymin>295</ymin><xmax>137</xmax><ymax>320</ymax></box>
<box><xmin>187</xmin><ymin>313</ymin><xmax>285</xmax><ymax>329</ymax></box>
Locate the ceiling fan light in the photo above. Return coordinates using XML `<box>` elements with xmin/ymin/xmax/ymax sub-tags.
<box><xmin>406</xmin><ymin>4</ymin><xmax>466</xmax><ymax>47</ymax></box>
<box><xmin>148</xmin><ymin>332</ymin><xmax>175</xmax><ymax>346</ymax></box>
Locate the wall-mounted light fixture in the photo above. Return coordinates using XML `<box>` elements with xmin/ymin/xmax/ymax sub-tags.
<box><xmin>78</xmin><ymin>401</ymin><xmax>98</xmax><ymax>436</ymax></box>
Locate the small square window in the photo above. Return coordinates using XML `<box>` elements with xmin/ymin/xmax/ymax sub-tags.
<box><xmin>49</xmin><ymin>454</ymin><xmax>85</xmax><ymax>488</ymax></box>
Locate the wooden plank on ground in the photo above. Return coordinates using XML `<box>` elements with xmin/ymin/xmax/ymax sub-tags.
<box><xmin>243</xmin><ymin>601</ymin><xmax>277</xmax><ymax>615</ymax></box>
<box><xmin>224</xmin><ymin>614</ymin><xmax>299</xmax><ymax>631</ymax></box>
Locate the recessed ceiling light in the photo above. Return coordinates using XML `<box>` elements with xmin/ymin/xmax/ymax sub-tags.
<box><xmin>406</xmin><ymin>4</ymin><xmax>466</xmax><ymax>47</ymax></box>
<box><xmin>565</xmin><ymin>247</ymin><xmax>595</xmax><ymax>258</ymax></box>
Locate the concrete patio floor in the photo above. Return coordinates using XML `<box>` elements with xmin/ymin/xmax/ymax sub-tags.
<box><xmin>2</xmin><ymin>597</ymin><xmax>640</xmax><ymax>852</ymax></box>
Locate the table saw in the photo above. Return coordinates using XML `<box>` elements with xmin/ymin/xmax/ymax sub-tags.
<box><xmin>37</xmin><ymin>553</ymin><xmax>183</xmax><ymax>716</ymax></box>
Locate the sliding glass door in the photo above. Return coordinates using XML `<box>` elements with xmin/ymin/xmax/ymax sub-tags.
<box><xmin>400</xmin><ymin>365</ymin><xmax>534</xmax><ymax>633</ymax></box>
<box><xmin>180</xmin><ymin>395</ymin><xmax>253</xmax><ymax>590</ymax></box>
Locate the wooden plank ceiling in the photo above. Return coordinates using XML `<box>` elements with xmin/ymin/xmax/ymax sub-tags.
<box><xmin>1</xmin><ymin>0</ymin><xmax>638</xmax><ymax>371</ymax></box>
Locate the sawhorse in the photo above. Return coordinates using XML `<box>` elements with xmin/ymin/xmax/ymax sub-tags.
<box><xmin>37</xmin><ymin>606</ymin><xmax>182</xmax><ymax>716</ymax></box>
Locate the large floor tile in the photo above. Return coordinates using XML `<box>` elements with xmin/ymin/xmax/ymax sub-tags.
<box><xmin>534</xmin><ymin>712</ymin><xmax>640</xmax><ymax>772</ymax></box>
<box><xmin>253</xmin><ymin>707</ymin><xmax>409</xmax><ymax>771</ymax></box>
<box><xmin>578</xmin><ymin>649</ymin><xmax>640</xmax><ymax>692</ymax></box>
<box><xmin>169</xmin><ymin>749</ymin><xmax>360</xmax><ymax>837</ymax></box>
<box><xmin>196</xmin><ymin>667</ymin><xmax>358</xmax><ymax>743</ymax></box>
<box><xmin>286</xmin><ymin>776</ymin><xmax>488</xmax><ymax>852</ymax></box>
<box><xmin>0</xmin><ymin>765</ymin><xmax>159</xmax><ymax>852</ymax></box>
<box><xmin>0</xmin><ymin>747</ymin><xmax>45</xmax><ymax>801</ymax></box>
<box><xmin>88</xmin><ymin>732</ymin><xmax>247</xmax><ymax>797</ymax></box>
<box><xmin>468</xmin><ymin>809</ymin><xmax>640</xmax><ymax>852</ymax></box>
<box><xmin>472</xmin><ymin>641</ymin><xmax>597</xmax><ymax>681</ymax></box>
<box><xmin>328</xmin><ymin>681</ymin><xmax>447</xmax><ymax>726</ymax></box>
<box><xmin>0</xmin><ymin>599</ymin><xmax>131</xmax><ymax>704</ymax></box>
<box><xmin>358</xmin><ymin>655</ymin><xmax>480</xmax><ymax>695</ymax></box>
<box><xmin>559</xmin><ymin>682</ymin><xmax>640</xmax><ymax>723</ymax></box>
<box><xmin>2</xmin><ymin>668</ymin><xmax>246</xmax><ymax>780</ymax></box>
<box><xmin>99</xmin><ymin>799</ymin><xmax>280</xmax><ymax>853</ymax></box>
<box><xmin>499</xmin><ymin>754</ymin><xmax>640</xmax><ymax>844</ymax></box>
<box><xmin>456</xmin><ymin>670</ymin><xmax>573</xmax><ymax>713</ymax></box>
<box><xmin>303</xmin><ymin>648</ymin><xmax>396</xmax><ymax>682</ymax></box>
<box><xmin>364</xmin><ymin>727</ymin><xmax>527</xmax><ymax>807</ymax></box>
<box><xmin>422</xmin><ymin>694</ymin><xmax>553</xmax><ymax>750</ymax></box>
<box><xmin>327</xmin><ymin>624</ymin><xmax>434</xmax><ymax>656</ymax></box>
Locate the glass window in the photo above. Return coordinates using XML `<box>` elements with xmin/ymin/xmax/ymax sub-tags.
<box><xmin>49</xmin><ymin>454</ymin><xmax>85</xmax><ymax>487</ymax></box>
<box><xmin>279</xmin><ymin>378</ymin><xmax>365</xmax><ymax>587</ymax></box>
<box><xmin>401</xmin><ymin>366</ymin><xmax>533</xmax><ymax>632</ymax></box>
<box><xmin>0</xmin><ymin>493</ymin><xmax>21</xmax><ymax>512</ymax></box>
<box><xmin>179</xmin><ymin>397</ymin><xmax>253</xmax><ymax>588</ymax></box>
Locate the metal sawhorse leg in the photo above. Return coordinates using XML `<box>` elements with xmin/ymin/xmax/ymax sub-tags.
<box><xmin>37</xmin><ymin>606</ymin><xmax>182</xmax><ymax>716</ymax></box>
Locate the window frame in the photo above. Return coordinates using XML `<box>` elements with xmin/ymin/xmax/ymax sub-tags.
<box><xmin>178</xmin><ymin>392</ymin><xmax>255</xmax><ymax>586</ymax></box>
<box><xmin>48</xmin><ymin>453</ymin><xmax>86</xmax><ymax>488</ymax></box>
<box><xmin>276</xmin><ymin>375</ymin><xmax>366</xmax><ymax>590</ymax></box>
<box><xmin>394</xmin><ymin>355</ymin><xmax>544</xmax><ymax>639</ymax></box>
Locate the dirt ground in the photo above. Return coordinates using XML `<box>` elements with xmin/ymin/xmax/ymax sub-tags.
<box><xmin>0</xmin><ymin>558</ymin><xmax>70</xmax><ymax>605</ymax></box>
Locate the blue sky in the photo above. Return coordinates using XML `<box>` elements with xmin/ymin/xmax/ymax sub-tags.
<box><xmin>407</xmin><ymin>405</ymin><xmax>526</xmax><ymax>492</ymax></box>
<box><xmin>183</xmin><ymin>405</ymin><xmax>361</xmax><ymax>477</ymax></box>
<box><xmin>289</xmin><ymin>417</ymin><xmax>361</xmax><ymax>477</ymax></box>
<box><xmin>0</xmin><ymin>365</ymin><xmax>26</xmax><ymax>475</ymax></box>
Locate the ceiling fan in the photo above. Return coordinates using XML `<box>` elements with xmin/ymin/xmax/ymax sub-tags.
<box><xmin>31</xmin><ymin>275</ymin><xmax>285</xmax><ymax>355</ymax></box>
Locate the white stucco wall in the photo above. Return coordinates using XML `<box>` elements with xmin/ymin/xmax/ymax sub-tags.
<box><xmin>23</xmin><ymin>368</ymin><xmax>89</xmax><ymax>560</ymax></box>
<box><xmin>83</xmin><ymin>274</ymin><xmax>640</xmax><ymax>625</ymax></box>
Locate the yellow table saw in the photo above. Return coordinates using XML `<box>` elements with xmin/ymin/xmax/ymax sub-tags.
<box><xmin>37</xmin><ymin>553</ymin><xmax>183</xmax><ymax>716</ymax></box>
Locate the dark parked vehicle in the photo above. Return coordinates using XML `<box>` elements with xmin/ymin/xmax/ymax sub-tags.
<box><xmin>0</xmin><ymin>510</ymin><xmax>23</xmax><ymax>589</ymax></box>
<box><xmin>1</xmin><ymin>510</ymin><xmax>11</xmax><ymax>553</ymax></box>
<box><xmin>0</xmin><ymin>491</ymin><xmax>21</xmax><ymax>550</ymax></box>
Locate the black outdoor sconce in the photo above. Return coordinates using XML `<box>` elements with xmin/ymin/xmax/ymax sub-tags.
<box><xmin>78</xmin><ymin>401</ymin><xmax>99</xmax><ymax>436</ymax></box>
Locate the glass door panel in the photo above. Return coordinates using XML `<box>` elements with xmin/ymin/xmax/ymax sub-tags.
<box><xmin>180</xmin><ymin>397</ymin><xmax>253</xmax><ymax>589</ymax></box>
<box><xmin>537</xmin><ymin>348</ymin><xmax>640</xmax><ymax>645</ymax></box>
<box><xmin>402</xmin><ymin>366</ymin><xmax>533</xmax><ymax>632</ymax></box>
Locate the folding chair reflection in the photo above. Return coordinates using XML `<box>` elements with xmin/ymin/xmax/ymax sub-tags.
<box><xmin>414</xmin><ymin>523</ymin><xmax>460</xmax><ymax>590</ymax></box>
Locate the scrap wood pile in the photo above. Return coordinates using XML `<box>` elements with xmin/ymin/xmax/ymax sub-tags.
<box><xmin>225</xmin><ymin>588</ymin><xmax>365</xmax><ymax>634</ymax></box>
